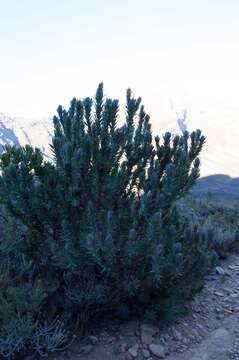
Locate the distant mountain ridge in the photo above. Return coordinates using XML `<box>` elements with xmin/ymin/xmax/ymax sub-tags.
<box><xmin>162</xmin><ymin>105</ymin><xmax>239</xmax><ymax>178</ymax></box>
<box><xmin>193</xmin><ymin>174</ymin><xmax>239</xmax><ymax>206</ymax></box>
<box><xmin>0</xmin><ymin>112</ymin><xmax>53</xmax><ymax>156</ymax></box>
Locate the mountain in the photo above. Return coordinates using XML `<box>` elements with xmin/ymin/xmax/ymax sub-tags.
<box><xmin>0</xmin><ymin>113</ymin><xmax>53</xmax><ymax>157</ymax></box>
<box><xmin>192</xmin><ymin>174</ymin><xmax>239</xmax><ymax>206</ymax></box>
<box><xmin>161</xmin><ymin>105</ymin><xmax>239</xmax><ymax>178</ymax></box>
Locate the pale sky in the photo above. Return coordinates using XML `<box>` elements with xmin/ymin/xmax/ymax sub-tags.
<box><xmin>0</xmin><ymin>0</ymin><xmax>239</xmax><ymax>123</ymax></box>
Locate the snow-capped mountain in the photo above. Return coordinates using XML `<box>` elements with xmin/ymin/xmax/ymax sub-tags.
<box><xmin>0</xmin><ymin>113</ymin><xmax>53</xmax><ymax>157</ymax></box>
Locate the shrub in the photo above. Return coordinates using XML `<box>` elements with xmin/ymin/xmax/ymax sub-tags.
<box><xmin>178</xmin><ymin>195</ymin><xmax>239</xmax><ymax>258</ymax></box>
<box><xmin>0</xmin><ymin>84</ymin><xmax>208</xmax><ymax>358</ymax></box>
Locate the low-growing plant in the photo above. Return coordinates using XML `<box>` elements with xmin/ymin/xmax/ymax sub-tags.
<box><xmin>178</xmin><ymin>196</ymin><xmax>239</xmax><ymax>257</ymax></box>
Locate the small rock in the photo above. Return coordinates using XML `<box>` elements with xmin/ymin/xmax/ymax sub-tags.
<box><xmin>79</xmin><ymin>344</ymin><xmax>94</xmax><ymax>354</ymax></box>
<box><xmin>224</xmin><ymin>295</ymin><xmax>237</xmax><ymax>303</ymax></box>
<box><xmin>178</xmin><ymin>344</ymin><xmax>188</xmax><ymax>352</ymax></box>
<box><xmin>163</xmin><ymin>333</ymin><xmax>170</xmax><ymax>341</ymax></box>
<box><xmin>172</xmin><ymin>328</ymin><xmax>183</xmax><ymax>341</ymax></box>
<box><xmin>196</xmin><ymin>323</ymin><xmax>205</xmax><ymax>331</ymax></box>
<box><xmin>107</xmin><ymin>336</ymin><xmax>117</xmax><ymax>343</ymax></box>
<box><xmin>149</xmin><ymin>343</ymin><xmax>166</xmax><ymax>358</ymax></box>
<box><xmin>119</xmin><ymin>343</ymin><xmax>128</xmax><ymax>353</ymax></box>
<box><xmin>214</xmin><ymin>291</ymin><xmax>224</xmax><ymax>297</ymax></box>
<box><xmin>119</xmin><ymin>353</ymin><xmax>132</xmax><ymax>360</ymax></box>
<box><xmin>195</xmin><ymin>308</ymin><xmax>202</xmax><ymax>313</ymax></box>
<box><xmin>88</xmin><ymin>335</ymin><xmax>98</xmax><ymax>344</ymax></box>
<box><xmin>128</xmin><ymin>344</ymin><xmax>139</xmax><ymax>358</ymax></box>
<box><xmin>228</xmin><ymin>265</ymin><xmax>238</xmax><ymax>270</ymax></box>
<box><xmin>182</xmin><ymin>337</ymin><xmax>189</xmax><ymax>345</ymax></box>
<box><xmin>223</xmin><ymin>287</ymin><xmax>233</xmax><ymax>294</ymax></box>
<box><xmin>215</xmin><ymin>266</ymin><xmax>225</xmax><ymax>275</ymax></box>
<box><xmin>140</xmin><ymin>324</ymin><xmax>159</xmax><ymax>345</ymax></box>
<box><xmin>142</xmin><ymin>349</ymin><xmax>151</xmax><ymax>358</ymax></box>
<box><xmin>229</xmin><ymin>293</ymin><xmax>238</xmax><ymax>299</ymax></box>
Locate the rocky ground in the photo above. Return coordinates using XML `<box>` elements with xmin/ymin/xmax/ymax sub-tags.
<box><xmin>53</xmin><ymin>254</ymin><xmax>239</xmax><ymax>360</ymax></box>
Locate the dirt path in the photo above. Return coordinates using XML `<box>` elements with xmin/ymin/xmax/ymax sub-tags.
<box><xmin>55</xmin><ymin>254</ymin><xmax>239</xmax><ymax>360</ymax></box>
<box><xmin>167</xmin><ymin>316</ymin><xmax>238</xmax><ymax>360</ymax></box>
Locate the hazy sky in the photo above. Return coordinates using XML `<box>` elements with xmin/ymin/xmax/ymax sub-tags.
<box><xmin>0</xmin><ymin>0</ymin><xmax>239</xmax><ymax>122</ymax></box>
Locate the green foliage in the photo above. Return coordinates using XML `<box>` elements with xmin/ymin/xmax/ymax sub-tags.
<box><xmin>0</xmin><ymin>84</ymin><xmax>208</xmax><ymax>358</ymax></box>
